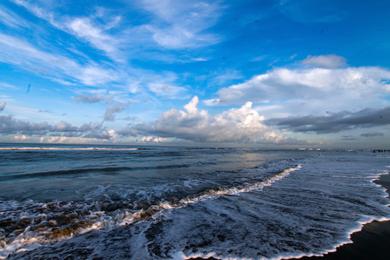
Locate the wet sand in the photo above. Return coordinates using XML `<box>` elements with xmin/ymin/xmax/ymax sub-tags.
<box><xmin>287</xmin><ymin>173</ymin><xmax>390</xmax><ymax>260</ymax></box>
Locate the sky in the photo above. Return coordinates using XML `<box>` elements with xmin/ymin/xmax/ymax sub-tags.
<box><xmin>0</xmin><ymin>0</ymin><xmax>390</xmax><ymax>148</ymax></box>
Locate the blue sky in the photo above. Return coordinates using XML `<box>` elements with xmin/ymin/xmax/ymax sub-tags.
<box><xmin>0</xmin><ymin>0</ymin><xmax>390</xmax><ymax>147</ymax></box>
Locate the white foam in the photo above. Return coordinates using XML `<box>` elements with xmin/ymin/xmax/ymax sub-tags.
<box><xmin>120</xmin><ymin>164</ymin><xmax>303</xmax><ymax>225</ymax></box>
<box><xmin>171</xmin><ymin>167</ymin><xmax>390</xmax><ymax>260</ymax></box>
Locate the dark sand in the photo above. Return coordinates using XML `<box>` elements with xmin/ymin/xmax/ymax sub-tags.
<box><xmin>286</xmin><ymin>173</ymin><xmax>390</xmax><ymax>260</ymax></box>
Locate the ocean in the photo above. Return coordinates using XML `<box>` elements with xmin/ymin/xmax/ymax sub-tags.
<box><xmin>0</xmin><ymin>144</ymin><xmax>389</xmax><ymax>259</ymax></box>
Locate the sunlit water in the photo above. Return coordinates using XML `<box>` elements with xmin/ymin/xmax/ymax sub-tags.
<box><xmin>0</xmin><ymin>144</ymin><xmax>389</xmax><ymax>259</ymax></box>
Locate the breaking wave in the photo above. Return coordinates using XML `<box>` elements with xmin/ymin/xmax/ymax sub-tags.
<box><xmin>0</xmin><ymin>165</ymin><xmax>302</xmax><ymax>259</ymax></box>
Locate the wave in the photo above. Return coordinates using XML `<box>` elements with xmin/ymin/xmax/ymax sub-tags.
<box><xmin>121</xmin><ymin>164</ymin><xmax>303</xmax><ymax>224</ymax></box>
<box><xmin>0</xmin><ymin>165</ymin><xmax>302</xmax><ymax>259</ymax></box>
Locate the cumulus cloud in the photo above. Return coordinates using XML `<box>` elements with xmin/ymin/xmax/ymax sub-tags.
<box><xmin>301</xmin><ymin>54</ymin><xmax>346</xmax><ymax>68</ymax></box>
<box><xmin>206</xmin><ymin>57</ymin><xmax>390</xmax><ymax>117</ymax></box>
<box><xmin>122</xmin><ymin>96</ymin><xmax>283</xmax><ymax>143</ymax></box>
<box><xmin>268</xmin><ymin>107</ymin><xmax>390</xmax><ymax>133</ymax></box>
<box><xmin>0</xmin><ymin>115</ymin><xmax>115</xmax><ymax>140</ymax></box>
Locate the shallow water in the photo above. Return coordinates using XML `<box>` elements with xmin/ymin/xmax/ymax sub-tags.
<box><xmin>0</xmin><ymin>144</ymin><xmax>389</xmax><ymax>259</ymax></box>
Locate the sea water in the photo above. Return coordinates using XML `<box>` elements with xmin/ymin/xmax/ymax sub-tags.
<box><xmin>0</xmin><ymin>144</ymin><xmax>389</xmax><ymax>259</ymax></box>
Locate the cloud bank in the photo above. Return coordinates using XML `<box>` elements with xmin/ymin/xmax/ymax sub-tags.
<box><xmin>0</xmin><ymin>115</ymin><xmax>115</xmax><ymax>140</ymax></box>
<box><xmin>123</xmin><ymin>96</ymin><xmax>283</xmax><ymax>143</ymax></box>
<box><xmin>268</xmin><ymin>107</ymin><xmax>390</xmax><ymax>133</ymax></box>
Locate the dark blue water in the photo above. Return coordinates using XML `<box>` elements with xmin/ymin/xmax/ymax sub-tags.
<box><xmin>0</xmin><ymin>144</ymin><xmax>389</xmax><ymax>259</ymax></box>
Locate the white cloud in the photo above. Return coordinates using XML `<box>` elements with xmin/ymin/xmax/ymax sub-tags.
<box><xmin>13</xmin><ymin>134</ymin><xmax>27</xmax><ymax>141</ymax></box>
<box><xmin>301</xmin><ymin>54</ymin><xmax>346</xmax><ymax>68</ymax></box>
<box><xmin>66</xmin><ymin>17</ymin><xmax>124</xmax><ymax>62</ymax></box>
<box><xmin>0</xmin><ymin>5</ymin><xmax>28</xmax><ymax>28</ymax></box>
<box><xmin>206</xmin><ymin>56</ymin><xmax>390</xmax><ymax>117</ymax></box>
<box><xmin>13</xmin><ymin>0</ymin><xmax>125</xmax><ymax>62</ymax></box>
<box><xmin>126</xmin><ymin>96</ymin><xmax>283</xmax><ymax>143</ymax></box>
<box><xmin>191</xmin><ymin>57</ymin><xmax>208</xmax><ymax>62</ymax></box>
<box><xmin>0</xmin><ymin>33</ymin><xmax>118</xmax><ymax>86</ymax></box>
<box><xmin>138</xmin><ymin>0</ymin><xmax>220</xmax><ymax>48</ymax></box>
<box><xmin>141</xmin><ymin>135</ymin><xmax>168</xmax><ymax>143</ymax></box>
<box><xmin>13</xmin><ymin>0</ymin><xmax>222</xmax><ymax>69</ymax></box>
<box><xmin>79</xmin><ymin>66</ymin><xmax>118</xmax><ymax>86</ymax></box>
<box><xmin>148</xmin><ymin>82</ymin><xmax>187</xmax><ymax>98</ymax></box>
<box><xmin>211</xmin><ymin>69</ymin><xmax>243</xmax><ymax>85</ymax></box>
<box><xmin>0</xmin><ymin>82</ymin><xmax>18</xmax><ymax>89</ymax></box>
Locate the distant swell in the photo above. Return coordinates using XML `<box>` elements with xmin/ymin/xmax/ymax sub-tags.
<box><xmin>0</xmin><ymin>164</ymin><xmax>194</xmax><ymax>181</ymax></box>
<box><xmin>0</xmin><ymin>147</ymin><xmax>140</xmax><ymax>151</ymax></box>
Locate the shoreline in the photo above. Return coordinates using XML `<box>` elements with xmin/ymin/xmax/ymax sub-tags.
<box><xmin>285</xmin><ymin>171</ymin><xmax>390</xmax><ymax>260</ymax></box>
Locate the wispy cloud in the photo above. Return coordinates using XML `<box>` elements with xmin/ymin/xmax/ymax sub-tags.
<box><xmin>14</xmin><ymin>0</ymin><xmax>222</xmax><ymax>62</ymax></box>
<box><xmin>210</xmin><ymin>69</ymin><xmax>243</xmax><ymax>86</ymax></box>
<box><xmin>13</xmin><ymin>0</ymin><xmax>125</xmax><ymax>62</ymax></box>
<box><xmin>65</xmin><ymin>17</ymin><xmax>124</xmax><ymax>62</ymax></box>
<box><xmin>278</xmin><ymin>0</ymin><xmax>345</xmax><ymax>23</ymax></box>
<box><xmin>360</xmin><ymin>132</ymin><xmax>384</xmax><ymax>137</ymax></box>
<box><xmin>148</xmin><ymin>82</ymin><xmax>187</xmax><ymax>99</ymax></box>
<box><xmin>0</xmin><ymin>5</ymin><xmax>28</xmax><ymax>28</ymax></box>
<box><xmin>74</xmin><ymin>93</ymin><xmax>107</xmax><ymax>104</ymax></box>
<box><xmin>302</xmin><ymin>54</ymin><xmax>346</xmax><ymax>68</ymax></box>
<box><xmin>0</xmin><ymin>82</ymin><xmax>18</xmax><ymax>89</ymax></box>
<box><xmin>0</xmin><ymin>33</ymin><xmax>119</xmax><ymax>86</ymax></box>
<box><xmin>137</xmin><ymin>0</ymin><xmax>221</xmax><ymax>48</ymax></box>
